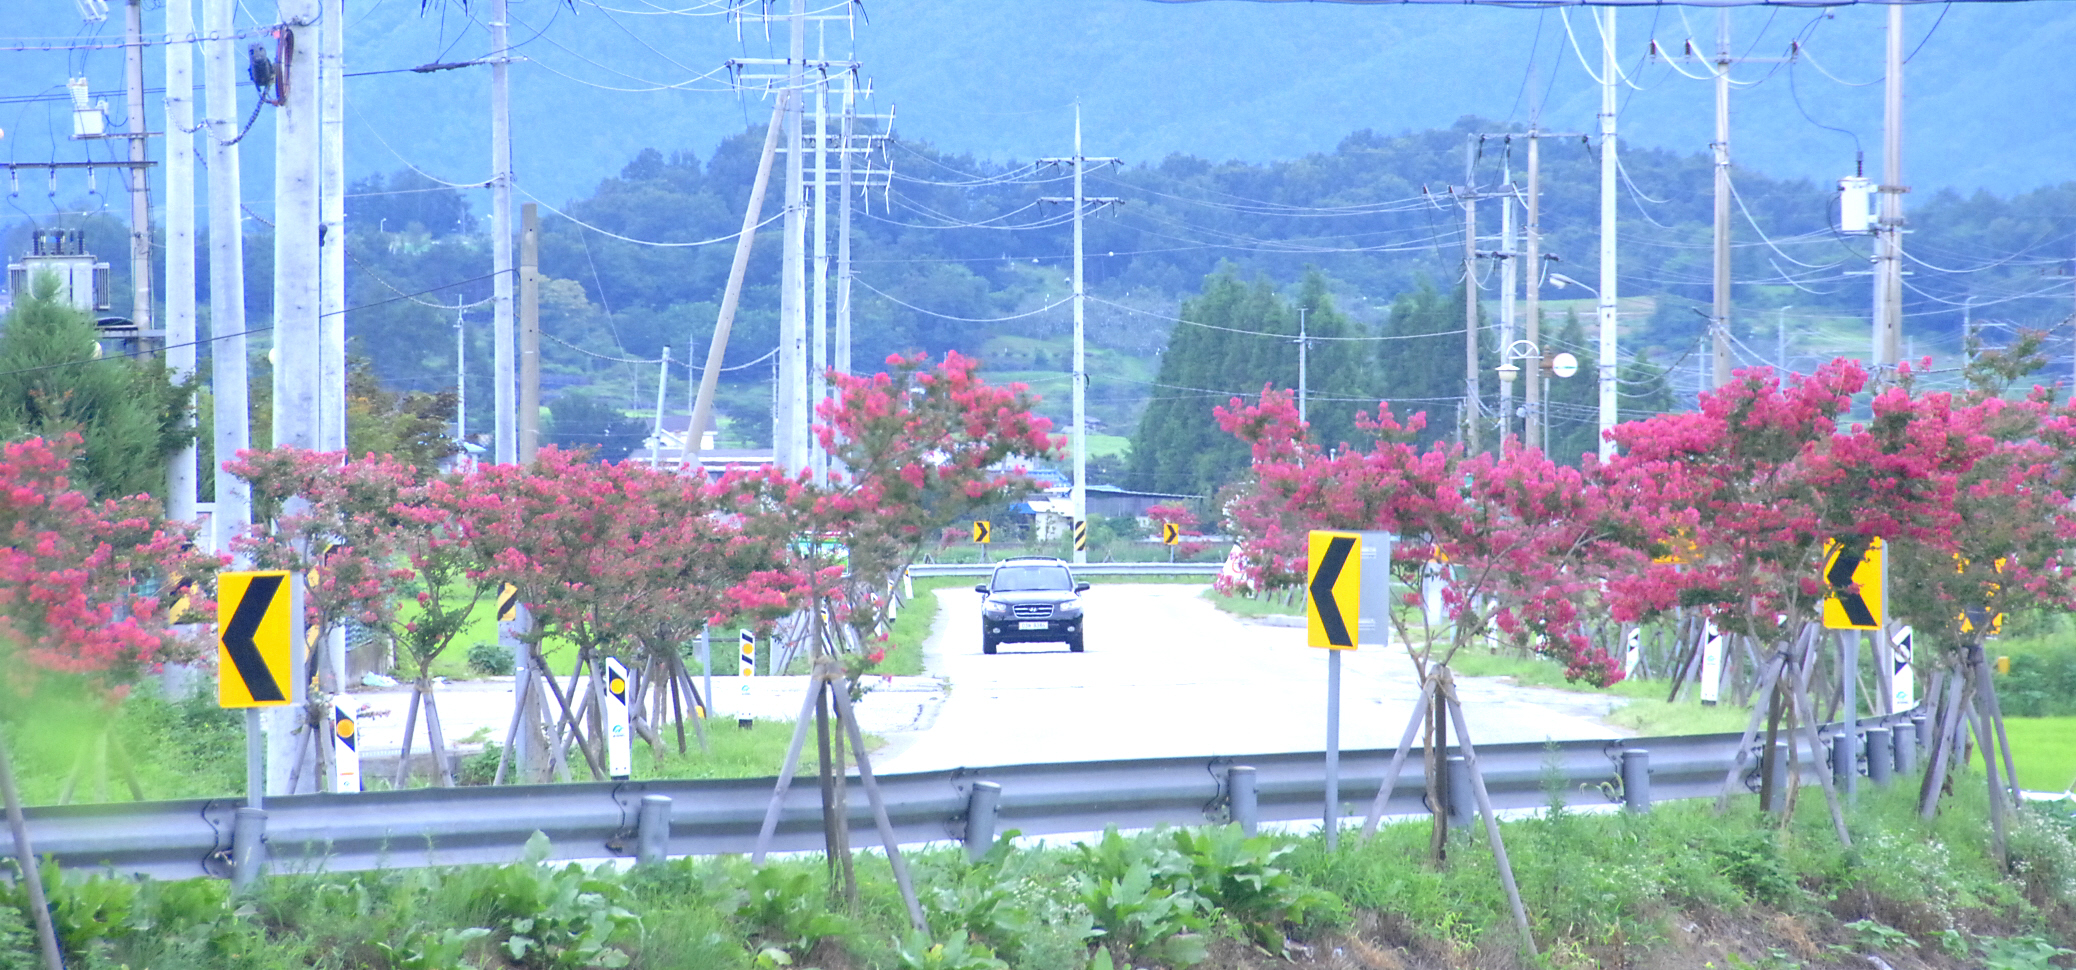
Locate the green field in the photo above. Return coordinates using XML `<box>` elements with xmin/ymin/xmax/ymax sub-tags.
<box><xmin>1987</xmin><ymin>717</ymin><xmax>2076</xmax><ymax>793</ymax></box>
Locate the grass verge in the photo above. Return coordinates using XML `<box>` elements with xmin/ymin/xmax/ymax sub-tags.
<box><xmin>1997</xmin><ymin>717</ymin><xmax>2076</xmax><ymax>793</ymax></box>
<box><xmin>15</xmin><ymin>763</ymin><xmax>2073</xmax><ymax>969</ymax></box>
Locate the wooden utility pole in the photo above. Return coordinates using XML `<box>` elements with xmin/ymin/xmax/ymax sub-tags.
<box><xmin>519</xmin><ymin>203</ymin><xmax>541</xmax><ymax>462</ymax></box>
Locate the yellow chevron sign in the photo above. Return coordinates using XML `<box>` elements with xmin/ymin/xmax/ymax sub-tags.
<box><xmin>1306</xmin><ymin>531</ymin><xmax>1361</xmax><ymax>650</ymax></box>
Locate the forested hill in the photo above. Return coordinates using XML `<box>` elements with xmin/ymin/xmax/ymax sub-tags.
<box><xmin>291</xmin><ymin>116</ymin><xmax>2076</xmax><ymax>495</ymax></box>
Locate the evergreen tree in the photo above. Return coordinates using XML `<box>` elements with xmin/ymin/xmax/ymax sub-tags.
<box><xmin>1128</xmin><ymin>268</ymin><xmax>1371</xmax><ymax>496</ymax></box>
<box><xmin>1528</xmin><ymin>309</ymin><xmax>1677</xmax><ymax>465</ymax></box>
<box><xmin>1375</xmin><ymin>277</ymin><xmax>1491</xmax><ymax>447</ymax></box>
<box><xmin>0</xmin><ymin>272</ymin><xmax>194</xmax><ymax>498</ymax></box>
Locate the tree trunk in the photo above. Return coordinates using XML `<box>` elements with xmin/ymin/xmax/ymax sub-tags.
<box><xmin>392</xmin><ymin>687</ymin><xmax>422</xmax><ymax>789</ymax></box>
<box><xmin>420</xmin><ymin>678</ymin><xmax>455</xmax><ymax>787</ymax></box>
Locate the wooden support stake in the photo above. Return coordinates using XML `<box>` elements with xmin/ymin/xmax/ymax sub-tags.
<box><xmin>1440</xmin><ymin>675</ymin><xmax>1536</xmax><ymax>958</ymax></box>
<box><xmin>1360</xmin><ymin>676</ymin><xmax>1434</xmax><ymax>840</ymax></box>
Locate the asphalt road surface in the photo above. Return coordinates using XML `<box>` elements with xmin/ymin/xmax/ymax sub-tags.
<box><xmin>873</xmin><ymin>583</ymin><xmax>1627</xmax><ymax>774</ymax></box>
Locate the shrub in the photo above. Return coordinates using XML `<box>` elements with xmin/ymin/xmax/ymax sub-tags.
<box><xmin>468</xmin><ymin>641</ymin><xmax>516</xmax><ymax>677</ymax></box>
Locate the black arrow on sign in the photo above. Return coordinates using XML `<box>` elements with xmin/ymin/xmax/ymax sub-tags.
<box><xmin>1310</xmin><ymin>535</ymin><xmax>1357</xmax><ymax>647</ymax></box>
<box><xmin>222</xmin><ymin>575</ymin><xmax>286</xmax><ymax>702</ymax></box>
<box><xmin>1826</xmin><ymin>541</ymin><xmax>1877</xmax><ymax>628</ymax></box>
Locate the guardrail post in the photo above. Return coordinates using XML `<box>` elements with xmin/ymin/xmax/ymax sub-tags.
<box><xmin>636</xmin><ymin>794</ymin><xmax>672</xmax><ymax>866</ymax></box>
<box><xmin>1228</xmin><ymin>766</ymin><xmax>1258</xmax><ymax>836</ymax></box>
<box><xmin>1620</xmin><ymin>749</ymin><xmax>1651</xmax><ymax>813</ymax></box>
<box><xmin>1864</xmin><ymin>727</ymin><xmax>1893</xmax><ymax>786</ymax></box>
<box><xmin>1893</xmin><ymin>720</ymin><xmax>1918</xmax><ymax>776</ymax></box>
<box><xmin>1765</xmin><ymin>740</ymin><xmax>1790</xmax><ymax>809</ymax></box>
<box><xmin>1830</xmin><ymin>731</ymin><xmax>1854</xmax><ymax>788</ymax></box>
<box><xmin>1445</xmin><ymin>755</ymin><xmax>1472</xmax><ymax>828</ymax></box>
<box><xmin>964</xmin><ymin>781</ymin><xmax>1003</xmax><ymax>862</ymax></box>
<box><xmin>1912</xmin><ymin>713</ymin><xmax>1931</xmax><ymax>751</ymax></box>
<box><xmin>231</xmin><ymin>807</ymin><xmax>267</xmax><ymax>889</ymax></box>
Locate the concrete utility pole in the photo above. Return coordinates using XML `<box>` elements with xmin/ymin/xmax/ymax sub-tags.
<box><xmin>204</xmin><ymin>0</ymin><xmax>250</xmax><ymax>560</ymax></box>
<box><xmin>490</xmin><ymin>0</ymin><xmax>516</xmax><ymax>463</ymax></box>
<box><xmin>123</xmin><ymin>0</ymin><xmax>154</xmax><ymax>338</ymax></box>
<box><xmin>1524</xmin><ymin>128</ymin><xmax>1544</xmax><ymax>453</ymax></box>
<box><xmin>836</xmin><ymin>82</ymin><xmax>854</xmax><ymax>381</ymax></box>
<box><xmin>1040</xmin><ymin>109</ymin><xmax>1119</xmax><ymax>566</ymax></box>
<box><xmin>1499</xmin><ymin>195</ymin><xmax>1516</xmax><ymax>445</ymax></box>
<box><xmin>274</xmin><ymin>0</ymin><xmax>321</xmax><ymax>456</ymax></box>
<box><xmin>1872</xmin><ymin>4</ymin><xmax>1906</xmax><ymax>374</ymax></box>
<box><xmin>164</xmin><ymin>0</ymin><xmax>197</xmax><ymax>522</ymax></box>
<box><xmin>1295</xmin><ymin>307</ymin><xmax>1309</xmax><ymax>425</ymax></box>
<box><xmin>1596</xmin><ymin>7</ymin><xmax>1620</xmax><ymax>461</ymax></box>
<box><xmin>272</xmin><ymin>0</ymin><xmax>322</xmax><ymax>797</ymax></box>
<box><xmin>686</xmin><ymin>98</ymin><xmax>786</xmax><ymax>470</ymax></box>
<box><xmin>318</xmin><ymin>0</ymin><xmax>346</xmax><ymax>454</ymax></box>
<box><xmin>520</xmin><ymin>203</ymin><xmax>541</xmax><ymax>462</ymax></box>
<box><xmin>811</xmin><ymin>40</ymin><xmax>829</xmax><ymax>482</ymax></box>
<box><xmin>1462</xmin><ymin>137</ymin><xmax>1481</xmax><ymax>453</ymax></box>
<box><xmin>775</xmin><ymin>0</ymin><xmax>808</xmax><ymax>476</ymax></box>
<box><xmin>1710</xmin><ymin>9</ymin><xmax>1733</xmax><ymax>391</ymax></box>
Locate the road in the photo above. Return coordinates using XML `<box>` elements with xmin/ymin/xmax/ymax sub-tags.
<box><xmin>873</xmin><ymin>583</ymin><xmax>1627</xmax><ymax>774</ymax></box>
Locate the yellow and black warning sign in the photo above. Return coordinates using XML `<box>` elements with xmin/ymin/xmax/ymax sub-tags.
<box><xmin>1306</xmin><ymin>531</ymin><xmax>1361</xmax><ymax>650</ymax></box>
<box><xmin>217</xmin><ymin>570</ymin><xmax>297</xmax><ymax>708</ymax></box>
<box><xmin>1821</xmin><ymin>537</ymin><xmax>1885</xmax><ymax>631</ymax></box>
<box><xmin>1957</xmin><ymin>556</ymin><xmax>2006</xmax><ymax>636</ymax></box>
<box><xmin>1072</xmin><ymin>519</ymin><xmax>1088</xmax><ymax>552</ymax></box>
<box><xmin>497</xmin><ymin>583</ymin><xmax>521</xmax><ymax>622</ymax></box>
<box><xmin>972</xmin><ymin>520</ymin><xmax>991</xmax><ymax>544</ymax></box>
<box><xmin>1162</xmin><ymin>523</ymin><xmax>1181</xmax><ymax>546</ymax></box>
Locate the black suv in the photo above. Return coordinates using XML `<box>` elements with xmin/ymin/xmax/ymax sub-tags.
<box><xmin>976</xmin><ymin>557</ymin><xmax>1090</xmax><ymax>654</ymax></box>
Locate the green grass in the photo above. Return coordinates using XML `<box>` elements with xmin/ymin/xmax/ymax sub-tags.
<box><xmin>1994</xmin><ymin>717</ymin><xmax>2076</xmax><ymax>793</ymax></box>
<box><xmin>1202</xmin><ymin>586</ymin><xmax>1302</xmax><ymax>617</ymax></box>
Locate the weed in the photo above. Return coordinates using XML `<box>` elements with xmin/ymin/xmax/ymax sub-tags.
<box><xmin>1072</xmin><ymin>828</ymin><xmax>1209</xmax><ymax>968</ymax></box>
<box><xmin>735</xmin><ymin>864</ymin><xmax>852</xmax><ymax>959</ymax></box>
<box><xmin>376</xmin><ymin>926</ymin><xmax>495</xmax><ymax>970</ymax></box>
<box><xmin>1842</xmin><ymin>918</ymin><xmax>1912</xmax><ymax>951</ymax></box>
<box><xmin>1980</xmin><ymin>935</ymin><xmax>2076</xmax><ymax>970</ymax></box>
<box><xmin>1170</xmin><ymin>826</ymin><xmax>1341</xmax><ymax>954</ymax></box>
<box><xmin>891</xmin><ymin>928</ymin><xmax>1012</xmax><ymax>970</ymax></box>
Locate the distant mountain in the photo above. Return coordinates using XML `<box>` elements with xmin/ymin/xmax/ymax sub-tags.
<box><xmin>2</xmin><ymin>0</ymin><xmax>2073</xmax><ymax>223</ymax></box>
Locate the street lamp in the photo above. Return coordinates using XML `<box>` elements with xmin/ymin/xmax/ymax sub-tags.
<box><xmin>1495</xmin><ymin>339</ymin><xmax>1578</xmax><ymax>451</ymax></box>
<box><xmin>1548</xmin><ymin>272</ymin><xmax>1595</xmax><ymax>295</ymax></box>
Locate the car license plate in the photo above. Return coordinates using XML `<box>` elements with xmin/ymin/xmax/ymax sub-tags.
<box><xmin>1017</xmin><ymin>621</ymin><xmax>1048</xmax><ymax>631</ymax></box>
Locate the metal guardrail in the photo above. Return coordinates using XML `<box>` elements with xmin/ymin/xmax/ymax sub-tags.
<box><xmin>2</xmin><ymin>711</ymin><xmax>1925</xmax><ymax>882</ymax></box>
<box><xmin>908</xmin><ymin>562</ymin><xmax>1222</xmax><ymax>578</ymax></box>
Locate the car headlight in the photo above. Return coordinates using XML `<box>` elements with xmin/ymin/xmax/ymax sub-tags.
<box><xmin>983</xmin><ymin>601</ymin><xmax>1011</xmax><ymax>617</ymax></box>
<box><xmin>1055</xmin><ymin>597</ymin><xmax>1083</xmax><ymax>616</ymax></box>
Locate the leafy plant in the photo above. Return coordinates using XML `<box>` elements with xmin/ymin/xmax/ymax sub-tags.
<box><xmin>376</xmin><ymin>926</ymin><xmax>494</xmax><ymax>970</ymax></box>
<box><xmin>1072</xmin><ymin>828</ymin><xmax>1209</xmax><ymax>968</ymax></box>
<box><xmin>1170</xmin><ymin>826</ymin><xmax>1339</xmax><ymax>954</ymax></box>
<box><xmin>1843</xmin><ymin>919</ymin><xmax>1912</xmax><ymax>952</ymax></box>
<box><xmin>891</xmin><ymin>929</ymin><xmax>1011</xmax><ymax>970</ymax></box>
<box><xmin>471</xmin><ymin>833</ymin><xmax>640</xmax><ymax>968</ymax></box>
<box><xmin>733</xmin><ymin>865</ymin><xmax>851</xmax><ymax>959</ymax></box>
<box><xmin>1980</xmin><ymin>935</ymin><xmax>2076</xmax><ymax>970</ymax></box>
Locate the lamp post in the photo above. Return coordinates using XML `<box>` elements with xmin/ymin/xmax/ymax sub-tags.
<box><xmin>1496</xmin><ymin>339</ymin><xmax>1578</xmax><ymax>454</ymax></box>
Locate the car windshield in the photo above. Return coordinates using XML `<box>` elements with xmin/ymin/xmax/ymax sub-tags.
<box><xmin>992</xmin><ymin>565</ymin><xmax>1073</xmax><ymax>592</ymax></box>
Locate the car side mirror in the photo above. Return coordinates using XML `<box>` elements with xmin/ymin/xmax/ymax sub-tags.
<box><xmin>974</xmin><ymin>584</ymin><xmax>989</xmax><ymax>594</ymax></box>
<box><xmin>1075</xmin><ymin>582</ymin><xmax>1091</xmax><ymax>593</ymax></box>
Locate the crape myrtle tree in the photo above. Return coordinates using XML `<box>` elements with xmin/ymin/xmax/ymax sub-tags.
<box><xmin>1600</xmin><ymin>359</ymin><xmax>2005</xmax><ymax>848</ymax></box>
<box><xmin>227</xmin><ymin>448</ymin><xmax>418</xmax><ymax>790</ymax></box>
<box><xmin>738</xmin><ymin>350</ymin><xmax>1055</xmax><ymax>910</ymax></box>
<box><xmin>453</xmin><ymin>448</ymin><xmax>803</xmax><ymax>780</ymax></box>
<box><xmin>0</xmin><ymin>435</ymin><xmax>220</xmax><ymax>969</ymax></box>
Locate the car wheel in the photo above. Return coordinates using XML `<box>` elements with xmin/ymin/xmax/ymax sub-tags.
<box><xmin>982</xmin><ymin>632</ymin><xmax>998</xmax><ymax>655</ymax></box>
<box><xmin>1067</xmin><ymin>634</ymin><xmax>1084</xmax><ymax>653</ymax></box>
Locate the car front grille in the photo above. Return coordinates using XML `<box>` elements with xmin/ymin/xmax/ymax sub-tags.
<box><xmin>1012</xmin><ymin>604</ymin><xmax>1053</xmax><ymax>620</ymax></box>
